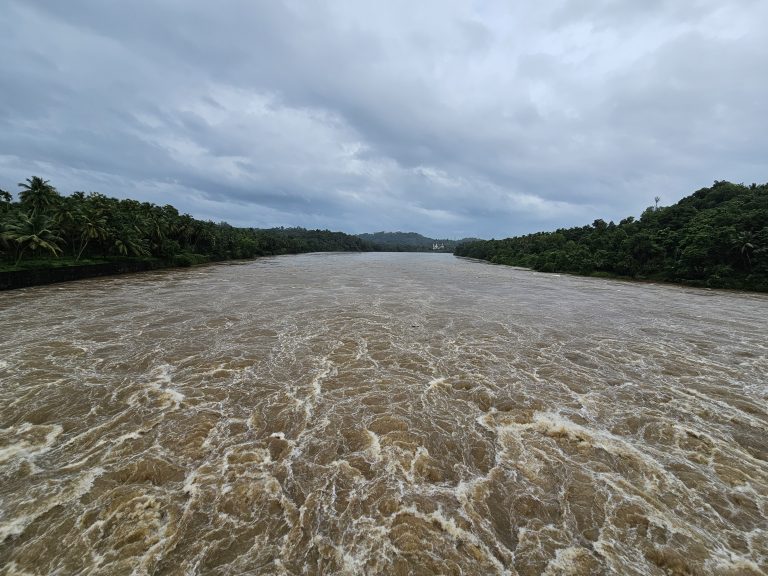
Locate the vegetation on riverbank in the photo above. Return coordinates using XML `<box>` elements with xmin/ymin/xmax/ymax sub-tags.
<box><xmin>0</xmin><ymin>177</ymin><xmax>374</xmax><ymax>276</ymax></box>
<box><xmin>455</xmin><ymin>181</ymin><xmax>768</xmax><ymax>291</ymax></box>
<box><xmin>357</xmin><ymin>231</ymin><xmax>481</xmax><ymax>252</ymax></box>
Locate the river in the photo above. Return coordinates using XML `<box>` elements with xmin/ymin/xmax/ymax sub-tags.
<box><xmin>1</xmin><ymin>253</ymin><xmax>766</xmax><ymax>575</ymax></box>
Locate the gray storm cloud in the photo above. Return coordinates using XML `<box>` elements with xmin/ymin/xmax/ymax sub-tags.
<box><xmin>1</xmin><ymin>0</ymin><xmax>766</xmax><ymax>238</ymax></box>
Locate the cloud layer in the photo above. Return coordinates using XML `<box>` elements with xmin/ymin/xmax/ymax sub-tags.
<box><xmin>1</xmin><ymin>1</ymin><xmax>766</xmax><ymax>237</ymax></box>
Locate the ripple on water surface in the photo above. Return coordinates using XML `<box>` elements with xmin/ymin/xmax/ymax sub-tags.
<box><xmin>1</xmin><ymin>253</ymin><xmax>767</xmax><ymax>575</ymax></box>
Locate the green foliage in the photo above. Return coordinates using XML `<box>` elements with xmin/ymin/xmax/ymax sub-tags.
<box><xmin>357</xmin><ymin>231</ymin><xmax>479</xmax><ymax>252</ymax></box>
<box><xmin>2</xmin><ymin>212</ymin><xmax>64</xmax><ymax>265</ymax></box>
<box><xmin>455</xmin><ymin>181</ymin><xmax>768</xmax><ymax>292</ymax></box>
<box><xmin>1</xmin><ymin>176</ymin><xmax>374</xmax><ymax>270</ymax></box>
<box><xmin>17</xmin><ymin>177</ymin><xmax>60</xmax><ymax>216</ymax></box>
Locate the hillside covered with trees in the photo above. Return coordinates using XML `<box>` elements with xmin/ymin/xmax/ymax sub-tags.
<box><xmin>0</xmin><ymin>177</ymin><xmax>374</xmax><ymax>272</ymax></box>
<box><xmin>455</xmin><ymin>181</ymin><xmax>768</xmax><ymax>291</ymax></box>
<box><xmin>357</xmin><ymin>231</ymin><xmax>480</xmax><ymax>252</ymax></box>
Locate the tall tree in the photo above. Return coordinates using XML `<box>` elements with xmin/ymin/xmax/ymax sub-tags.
<box><xmin>3</xmin><ymin>212</ymin><xmax>63</xmax><ymax>265</ymax></box>
<box><xmin>17</xmin><ymin>177</ymin><xmax>60</xmax><ymax>215</ymax></box>
<box><xmin>733</xmin><ymin>231</ymin><xmax>756</xmax><ymax>269</ymax></box>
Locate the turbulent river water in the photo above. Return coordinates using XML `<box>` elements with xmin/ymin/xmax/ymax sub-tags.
<box><xmin>1</xmin><ymin>253</ymin><xmax>767</xmax><ymax>575</ymax></box>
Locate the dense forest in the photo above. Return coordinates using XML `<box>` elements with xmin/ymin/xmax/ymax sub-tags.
<box><xmin>455</xmin><ymin>181</ymin><xmax>768</xmax><ymax>291</ymax></box>
<box><xmin>0</xmin><ymin>177</ymin><xmax>373</xmax><ymax>271</ymax></box>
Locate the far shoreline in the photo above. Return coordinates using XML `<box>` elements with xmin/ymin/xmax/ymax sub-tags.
<box><xmin>5</xmin><ymin>252</ymin><xmax>767</xmax><ymax>296</ymax></box>
<box><xmin>455</xmin><ymin>255</ymin><xmax>768</xmax><ymax>296</ymax></box>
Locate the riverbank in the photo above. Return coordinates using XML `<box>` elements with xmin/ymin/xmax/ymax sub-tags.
<box><xmin>458</xmin><ymin>256</ymin><xmax>768</xmax><ymax>293</ymax></box>
<box><xmin>0</xmin><ymin>255</ymin><xmax>211</xmax><ymax>291</ymax></box>
<box><xmin>454</xmin><ymin>181</ymin><xmax>768</xmax><ymax>293</ymax></box>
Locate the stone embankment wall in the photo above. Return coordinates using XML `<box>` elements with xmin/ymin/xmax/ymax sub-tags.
<box><xmin>0</xmin><ymin>260</ymin><xmax>169</xmax><ymax>291</ymax></box>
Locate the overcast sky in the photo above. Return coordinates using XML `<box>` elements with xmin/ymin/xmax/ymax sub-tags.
<box><xmin>1</xmin><ymin>1</ymin><xmax>766</xmax><ymax>238</ymax></box>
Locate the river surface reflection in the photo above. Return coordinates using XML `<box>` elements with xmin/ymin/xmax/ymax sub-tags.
<box><xmin>1</xmin><ymin>253</ymin><xmax>766</xmax><ymax>575</ymax></box>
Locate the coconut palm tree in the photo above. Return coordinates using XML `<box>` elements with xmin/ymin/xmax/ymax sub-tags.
<box><xmin>733</xmin><ymin>231</ymin><xmax>756</xmax><ymax>269</ymax></box>
<box><xmin>74</xmin><ymin>213</ymin><xmax>108</xmax><ymax>261</ymax></box>
<box><xmin>17</xmin><ymin>177</ymin><xmax>60</xmax><ymax>216</ymax></box>
<box><xmin>0</xmin><ymin>213</ymin><xmax>14</xmax><ymax>257</ymax></box>
<box><xmin>3</xmin><ymin>212</ymin><xmax>63</xmax><ymax>265</ymax></box>
<box><xmin>112</xmin><ymin>231</ymin><xmax>150</xmax><ymax>257</ymax></box>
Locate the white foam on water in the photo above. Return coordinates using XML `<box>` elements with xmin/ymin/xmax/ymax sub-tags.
<box><xmin>0</xmin><ymin>516</ymin><xmax>35</xmax><ymax>543</ymax></box>
<box><xmin>310</xmin><ymin>358</ymin><xmax>335</xmax><ymax>397</ymax></box>
<box><xmin>708</xmin><ymin>552</ymin><xmax>765</xmax><ymax>575</ymax></box>
<box><xmin>160</xmin><ymin>387</ymin><xmax>185</xmax><ymax>407</ymax></box>
<box><xmin>427</xmin><ymin>376</ymin><xmax>446</xmax><ymax>389</ymax></box>
<box><xmin>114</xmin><ymin>431</ymin><xmax>143</xmax><ymax>443</ymax></box>
<box><xmin>422</xmin><ymin>377</ymin><xmax>450</xmax><ymax>403</ymax></box>
<box><xmin>128</xmin><ymin>363</ymin><xmax>186</xmax><ymax>410</ymax></box>
<box><xmin>0</xmin><ymin>466</ymin><xmax>104</xmax><ymax>541</ymax></box>
<box><xmin>365</xmin><ymin>430</ymin><xmax>382</xmax><ymax>463</ymax></box>
<box><xmin>406</xmin><ymin>446</ymin><xmax>430</xmax><ymax>483</ymax></box>
<box><xmin>395</xmin><ymin>505</ymin><xmax>513</xmax><ymax>576</ymax></box>
<box><xmin>542</xmin><ymin>546</ymin><xmax>594</xmax><ymax>575</ymax></box>
<box><xmin>1</xmin><ymin>562</ymin><xmax>37</xmax><ymax>576</ymax></box>
<box><xmin>0</xmin><ymin>423</ymin><xmax>63</xmax><ymax>464</ymax></box>
<box><xmin>182</xmin><ymin>470</ymin><xmax>199</xmax><ymax>497</ymax></box>
<box><xmin>354</xmin><ymin>338</ymin><xmax>369</xmax><ymax>361</ymax></box>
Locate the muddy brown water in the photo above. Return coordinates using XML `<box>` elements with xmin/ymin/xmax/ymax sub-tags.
<box><xmin>1</xmin><ymin>253</ymin><xmax>767</xmax><ymax>575</ymax></box>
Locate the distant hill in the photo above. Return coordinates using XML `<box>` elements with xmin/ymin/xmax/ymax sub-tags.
<box><xmin>455</xmin><ymin>181</ymin><xmax>768</xmax><ymax>291</ymax></box>
<box><xmin>358</xmin><ymin>231</ymin><xmax>481</xmax><ymax>252</ymax></box>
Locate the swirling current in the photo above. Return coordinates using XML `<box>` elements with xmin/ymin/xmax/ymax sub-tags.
<box><xmin>1</xmin><ymin>252</ymin><xmax>766</xmax><ymax>575</ymax></box>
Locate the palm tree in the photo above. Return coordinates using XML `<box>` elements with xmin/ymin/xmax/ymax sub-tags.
<box><xmin>112</xmin><ymin>228</ymin><xmax>150</xmax><ymax>257</ymax></box>
<box><xmin>3</xmin><ymin>212</ymin><xmax>63</xmax><ymax>265</ymax></box>
<box><xmin>74</xmin><ymin>213</ymin><xmax>108</xmax><ymax>261</ymax></box>
<box><xmin>144</xmin><ymin>207</ymin><xmax>169</xmax><ymax>254</ymax></box>
<box><xmin>0</xmin><ymin>214</ymin><xmax>14</xmax><ymax>257</ymax></box>
<box><xmin>732</xmin><ymin>231</ymin><xmax>756</xmax><ymax>269</ymax></box>
<box><xmin>17</xmin><ymin>177</ymin><xmax>60</xmax><ymax>215</ymax></box>
<box><xmin>54</xmin><ymin>199</ymin><xmax>81</xmax><ymax>256</ymax></box>
<box><xmin>113</xmin><ymin>237</ymin><xmax>150</xmax><ymax>257</ymax></box>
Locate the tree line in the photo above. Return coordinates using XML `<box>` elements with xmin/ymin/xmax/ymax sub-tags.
<box><xmin>0</xmin><ymin>177</ymin><xmax>374</xmax><ymax>270</ymax></box>
<box><xmin>455</xmin><ymin>181</ymin><xmax>768</xmax><ymax>291</ymax></box>
<box><xmin>356</xmin><ymin>232</ymin><xmax>476</xmax><ymax>252</ymax></box>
